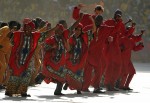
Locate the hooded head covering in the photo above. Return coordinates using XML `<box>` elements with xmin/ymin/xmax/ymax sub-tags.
<box><xmin>114</xmin><ymin>9</ymin><xmax>122</xmax><ymax>17</ymax></box>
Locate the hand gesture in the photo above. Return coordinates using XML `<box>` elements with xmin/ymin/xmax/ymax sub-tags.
<box><xmin>108</xmin><ymin>36</ymin><xmax>113</xmax><ymax>43</ymax></box>
<box><xmin>141</xmin><ymin>29</ymin><xmax>145</xmax><ymax>35</ymax></box>
<box><xmin>139</xmin><ymin>42</ymin><xmax>144</xmax><ymax>46</ymax></box>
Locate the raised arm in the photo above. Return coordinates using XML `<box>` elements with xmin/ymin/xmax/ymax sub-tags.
<box><xmin>72</xmin><ymin>4</ymin><xmax>85</xmax><ymax>20</ymax></box>
<box><xmin>70</xmin><ymin>13</ymin><xmax>84</xmax><ymax>31</ymax></box>
<box><xmin>40</xmin><ymin>24</ymin><xmax>59</xmax><ymax>42</ymax></box>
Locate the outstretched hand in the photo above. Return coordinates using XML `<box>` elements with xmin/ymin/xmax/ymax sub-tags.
<box><xmin>139</xmin><ymin>42</ymin><xmax>144</xmax><ymax>46</ymax></box>
<box><xmin>132</xmin><ymin>22</ymin><xmax>136</xmax><ymax>27</ymax></box>
<box><xmin>141</xmin><ymin>29</ymin><xmax>145</xmax><ymax>35</ymax></box>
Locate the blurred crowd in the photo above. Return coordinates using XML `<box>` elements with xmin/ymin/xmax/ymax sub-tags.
<box><xmin>0</xmin><ymin>0</ymin><xmax>150</xmax><ymax>62</ymax></box>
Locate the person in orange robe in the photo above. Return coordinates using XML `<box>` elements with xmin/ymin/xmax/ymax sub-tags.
<box><xmin>5</xmin><ymin>20</ymin><xmax>57</xmax><ymax>97</ymax></box>
<box><xmin>0</xmin><ymin>21</ymin><xmax>21</xmax><ymax>89</ymax></box>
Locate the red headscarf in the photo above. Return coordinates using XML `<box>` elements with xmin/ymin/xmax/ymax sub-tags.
<box><xmin>24</xmin><ymin>21</ymin><xmax>35</xmax><ymax>30</ymax></box>
<box><xmin>23</xmin><ymin>18</ymin><xmax>32</xmax><ymax>24</ymax></box>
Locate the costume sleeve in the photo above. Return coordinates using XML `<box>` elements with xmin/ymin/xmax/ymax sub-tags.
<box><xmin>72</xmin><ymin>6</ymin><xmax>94</xmax><ymax>27</ymax></box>
<box><xmin>72</xmin><ymin>6</ymin><xmax>80</xmax><ymax>20</ymax></box>
<box><xmin>130</xmin><ymin>34</ymin><xmax>142</xmax><ymax>42</ymax></box>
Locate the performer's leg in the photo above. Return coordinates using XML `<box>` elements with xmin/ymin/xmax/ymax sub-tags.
<box><xmin>82</xmin><ymin>62</ymin><xmax>93</xmax><ymax>91</ymax></box>
<box><xmin>124</xmin><ymin>74</ymin><xmax>134</xmax><ymax>90</ymax></box>
<box><xmin>54</xmin><ymin>81</ymin><xmax>64</xmax><ymax>95</ymax></box>
<box><xmin>35</xmin><ymin>72</ymin><xmax>45</xmax><ymax>84</ymax></box>
<box><xmin>5</xmin><ymin>76</ymin><xmax>19</xmax><ymax>97</ymax></box>
<box><xmin>17</xmin><ymin>69</ymin><xmax>32</xmax><ymax>97</ymax></box>
<box><xmin>0</xmin><ymin>53</ymin><xmax>7</xmax><ymax>85</ymax></box>
<box><xmin>30</xmin><ymin>55</ymin><xmax>41</xmax><ymax>85</ymax></box>
<box><xmin>63</xmin><ymin>83</ymin><xmax>69</xmax><ymax>90</ymax></box>
<box><xmin>119</xmin><ymin>74</ymin><xmax>128</xmax><ymax>88</ymax></box>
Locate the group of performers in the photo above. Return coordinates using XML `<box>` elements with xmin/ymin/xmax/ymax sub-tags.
<box><xmin>0</xmin><ymin>3</ymin><xmax>144</xmax><ymax>97</ymax></box>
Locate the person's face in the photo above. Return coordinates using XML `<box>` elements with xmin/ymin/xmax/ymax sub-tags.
<box><xmin>63</xmin><ymin>23</ymin><xmax>68</xmax><ymax>29</ymax></box>
<box><xmin>94</xmin><ymin>10</ymin><xmax>103</xmax><ymax>16</ymax></box>
<box><xmin>74</xmin><ymin>27</ymin><xmax>82</xmax><ymax>37</ymax></box>
<box><xmin>55</xmin><ymin>28</ymin><xmax>63</xmax><ymax>35</ymax></box>
<box><xmin>115</xmin><ymin>15</ymin><xmax>122</xmax><ymax>22</ymax></box>
<box><xmin>24</xmin><ymin>25</ymin><xmax>32</xmax><ymax>35</ymax></box>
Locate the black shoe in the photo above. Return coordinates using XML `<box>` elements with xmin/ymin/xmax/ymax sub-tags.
<box><xmin>93</xmin><ymin>89</ymin><xmax>105</xmax><ymax>93</ymax></box>
<box><xmin>21</xmin><ymin>93</ymin><xmax>31</xmax><ymax>97</ymax></box>
<box><xmin>63</xmin><ymin>83</ymin><xmax>68</xmax><ymax>90</ymax></box>
<box><xmin>120</xmin><ymin>87</ymin><xmax>132</xmax><ymax>91</ymax></box>
<box><xmin>113</xmin><ymin>87</ymin><xmax>119</xmax><ymax>91</ymax></box>
<box><xmin>5</xmin><ymin>92</ymin><xmax>12</xmax><ymax>97</ymax></box>
<box><xmin>77</xmin><ymin>90</ymin><xmax>82</xmax><ymax>94</ymax></box>
<box><xmin>125</xmin><ymin>87</ymin><xmax>133</xmax><ymax>91</ymax></box>
<box><xmin>54</xmin><ymin>92</ymin><xmax>65</xmax><ymax>96</ymax></box>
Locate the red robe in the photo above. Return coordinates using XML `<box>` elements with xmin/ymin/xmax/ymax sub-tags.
<box><xmin>82</xmin><ymin>22</ymin><xmax>121</xmax><ymax>90</ymax></box>
<box><xmin>103</xmin><ymin>19</ymin><xmax>125</xmax><ymax>87</ymax></box>
<box><xmin>119</xmin><ymin>36</ymin><xmax>144</xmax><ymax>88</ymax></box>
<box><xmin>65</xmin><ymin>34</ymin><xmax>88</xmax><ymax>90</ymax></box>
<box><xmin>103</xmin><ymin>19</ymin><xmax>126</xmax><ymax>37</ymax></box>
<box><xmin>42</xmin><ymin>33</ymin><xmax>67</xmax><ymax>83</ymax></box>
<box><xmin>120</xmin><ymin>37</ymin><xmax>144</xmax><ymax>74</ymax></box>
<box><xmin>9</xmin><ymin>31</ymin><xmax>41</xmax><ymax>76</ymax></box>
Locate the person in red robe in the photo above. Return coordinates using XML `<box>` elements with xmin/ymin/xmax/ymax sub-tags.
<box><xmin>119</xmin><ymin>25</ymin><xmax>144</xmax><ymax>90</ymax></box>
<box><xmin>82</xmin><ymin>14</ymin><xmax>122</xmax><ymax>93</ymax></box>
<box><xmin>41</xmin><ymin>13</ymin><xmax>84</xmax><ymax>95</ymax></box>
<box><xmin>103</xmin><ymin>9</ymin><xmax>126</xmax><ymax>91</ymax></box>
<box><xmin>64</xmin><ymin>23</ymin><xmax>89</xmax><ymax>94</ymax></box>
<box><xmin>5</xmin><ymin>19</ymin><xmax>58</xmax><ymax>97</ymax></box>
